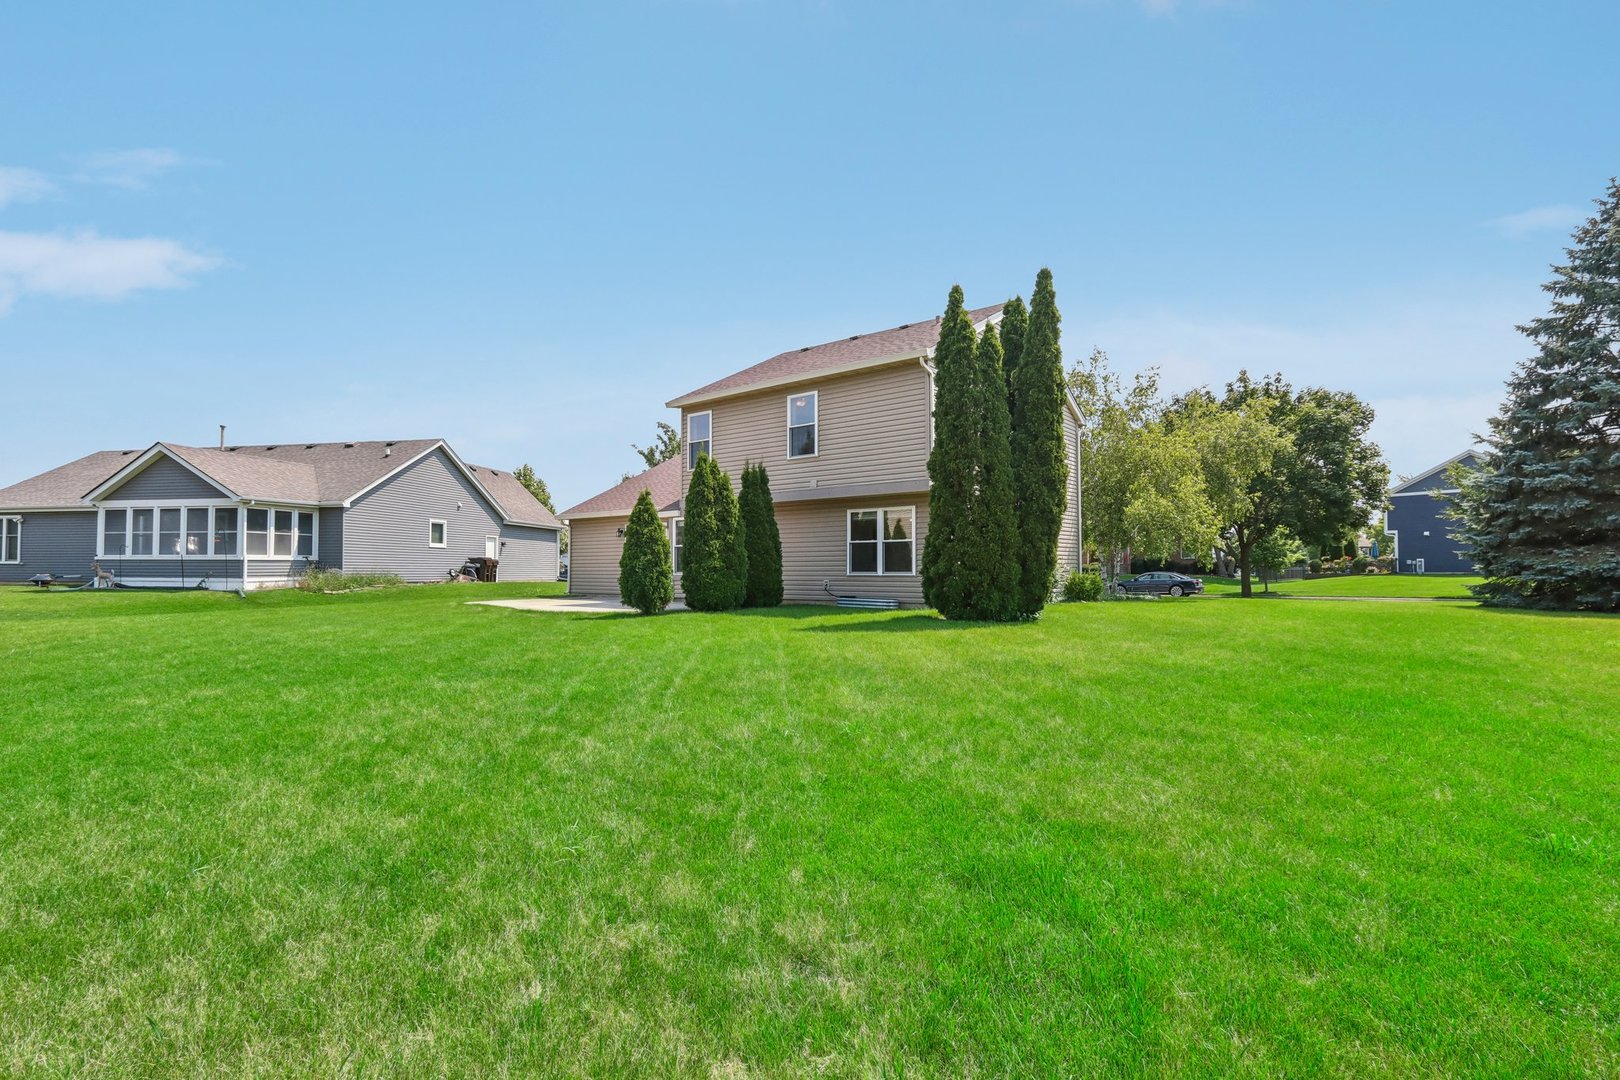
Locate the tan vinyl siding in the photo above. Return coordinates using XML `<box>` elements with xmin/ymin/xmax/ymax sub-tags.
<box><xmin>776</xmin><ymin>496</ymin><xmax>930</xmax><ymax>607</ymax></box>
<box><xmin>682</xmin><ymin>361</ymin><xmax>932</xmax><ymax>501</ymax></box>
<box><xmin>566</xmin><ymin>517</ymin><xmax>625</xmax><ymax>597</ymax></box>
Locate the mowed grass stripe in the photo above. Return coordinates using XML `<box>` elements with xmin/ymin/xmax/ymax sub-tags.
<box><xmin>0</xmin><ymin>584</ymin><xmax>1615</xmax><ymax>1076</ymax></box>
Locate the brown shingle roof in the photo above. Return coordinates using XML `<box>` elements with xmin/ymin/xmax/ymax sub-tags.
<box><xmin>465</xmin><ymin>464</ymin><xmax>563</xmax><ymax>529</ymax></box>
<box><xmin>667</xmin><ymin>302</ymin><xmax>1006</xmax><ymax>407</ymax></box>
<box><xmin>0</xmin><ymin>450</ymin><xmax>144</xmax><ymax>509</ymax></box>
<box><xmin>562</xmin><ymin>456</ymin><xmax>682</xmax><ymax>519</ymax></box>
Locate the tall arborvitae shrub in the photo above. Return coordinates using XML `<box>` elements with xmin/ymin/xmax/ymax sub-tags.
<box><xmin>740</xmin><ymin>463</ymin><xmax>784</xmax><ymax>607</ymax></box>
<box><xmin>682</xmin><ymin>454</ymin><xmax>748</xmax><ymax>611</ymax></box>
<box><xmin>922</xmin><ymin>285</ymin><xmax>978</xmax><ymax>614</ymax></box>
<box><xmin>1451</xmin><ymin>178</ymin><xmax>1620</xmax><ymax>611</ymax></box>
<box><xmin>999</xmin><ymin>295</ymin><xmax>1028</xmax><ymax>414</ymax></box>
<box><xmin>1011</xmin><ymin>267</ymin><xmax>1069</xmax><ymax>617</ymax></box>
<box><xmin>921</xmin><ymin>289</ymin><xmax>1022</xmax><ymax>620</ymax></box>
<box><xmin>618</xmin><ymin>488</ymin><xmax>673</xmax><ymax>615</ymax></box>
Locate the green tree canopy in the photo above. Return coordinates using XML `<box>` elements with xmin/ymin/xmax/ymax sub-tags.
<box><xmin>1451</xmin><ymin>178</ymin><xmax>1620</xmax><ymax>610</ymax></box>
<box><xmin>632</xmin><ymin>422</ymin><xmax>682</xmax><ymax>471</ymax></box>
<box><xmin>511</xmin><ymin>464</ymin><xmax>555</xmax><ymax>514</ymax></box>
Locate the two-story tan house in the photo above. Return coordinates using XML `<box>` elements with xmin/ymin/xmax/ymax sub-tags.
<box><xmin>561</xmin><ymin>304</ymin><xmax>1084</xmax><ymax>607</ymax></box>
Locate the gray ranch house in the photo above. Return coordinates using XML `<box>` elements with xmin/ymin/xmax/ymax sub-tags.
<box><xmin>0</xmin><ymin>439</ymin><xmax>563</xmax><ymax>590</ymax></box>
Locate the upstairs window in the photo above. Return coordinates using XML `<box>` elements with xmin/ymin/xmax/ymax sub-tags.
<box><xmin>0</xmin><ymin>517</ymin><xmax>19</xmax><ymax>563</ymax></box>
<box><xmin>688</xmin><ymin>411</ymin><xmax>712</xmax><ymax>468</ymax></box>
<box><xmin>787</xmin><ymin>391</ymin><xmax>817</xmax><ymax>458</ymax></box>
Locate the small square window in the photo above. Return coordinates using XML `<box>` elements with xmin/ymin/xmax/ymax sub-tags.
<box><xmin>429</xmin><ymin>519</ymin><xmax>448</xmax><ymax>548</ymax></box>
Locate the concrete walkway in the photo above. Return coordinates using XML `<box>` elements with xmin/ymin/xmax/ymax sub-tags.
<box><xmin>468</xmin><ymin>595</ymin><xmax>686</xmax><ymax>614</ymax></box>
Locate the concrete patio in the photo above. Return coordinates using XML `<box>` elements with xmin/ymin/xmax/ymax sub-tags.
<box><xmin>468</xmin><ymin>595</ymin><xmax>687</xmax><ymax>614</ymax></box>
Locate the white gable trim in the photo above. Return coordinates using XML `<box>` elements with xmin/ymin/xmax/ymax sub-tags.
<box><xmin>83</xmin><ymin>443</ymin><xmax>239</xmax><ymax>503</ymax></box>
<box><xmin>1392</xmin><ymin>450</ymin><xmax>1483</xmax><ymax>495</ymax></box>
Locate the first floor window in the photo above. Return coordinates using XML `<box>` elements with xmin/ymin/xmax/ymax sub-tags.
<box><xmin>297</xmin><ymin>512</ymin><xmax>315</xmax><ymax>558</ymax></box>
<box><xmin>688</xmin><ymin>411</ymin><xmax>712</xmax><ymax>468</ymax></box>
<box><xmin>103</xmin><ymin>509</ymin><xmax>127</xmax><ymax>556</ymax></box>
<box><xmin>246</xmin><ymin>508</ymin><xmax>269</xmax><ymax>556</ymax></box>
<box><xmin>0</xmin><ymin>517</ymin><xmax>19</xmax><ymax>563</ymax></box>
<box><xmin>671</xmin><ymin>518</ymin><xmax>684</xmax><ymax>574</ymax></box>
<box><xmin>214</xmin><ymin>508</ymin><xmax>238</xmax><ymax>556</ymax></box>
<box><xmin>429</xmin><ymin>519</ymin><xmax>447</xmax><ymax>547</ymax></box>
<box><xmin>848</xmin><ymin>507</ymin><xmax>914</xmax><ymax>575</ymax></box>
<box><xmin>273</xmin><ymin>511</ymin><xmax>295</xmax><ymax>556</ymax></box>
<box><xmin>131</xmin><ymin>508</ymin><xmax>155</xmax><ymax>556</ymax></box>
<box><xmin>185</xmin><ymin>508</ymin><xmax>209</xmax><ymax>555</ymax></box>
<box><xmin>159</xmin><ymin>508</ymin><xmax>182</xmax><ymax>556</ymax></box>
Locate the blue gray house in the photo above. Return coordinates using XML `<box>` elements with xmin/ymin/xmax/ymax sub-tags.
<box><xmin>1383</xmin><ymin>450</ymin><xmax>1480</xmax><ymax>574</ymax></box>
<box><xmin>0</xmin><ymin>439</ymin><xmax>563</xmax><ymax>589</ymax></box>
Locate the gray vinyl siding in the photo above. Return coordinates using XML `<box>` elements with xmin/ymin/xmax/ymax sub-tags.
<box><xmin>776</xmin><ymin>496</ymin><xmax>931</xmax><ymax>607</ymax></box>
<box><xmin>102</xmin><ymin>457</ymin><xmax>229</xmax><ymax>501</ymax></box>
<box><xmin>567</xmin><ymin>517</ymin><xmax>628</xmax><ymax>597</ymax></box>
<box><xmin>0</xmin><ymin>511</ymin><xmax>97</xmax><ymax>583</ymax></box>
<box><xmin>341</xmin><ymin>448</ymin><xmax>508</xmax><ymax>582</ymax></box>
<box><xmin>96</xmin><ymin>557</ymin><xmax>246</xmax><ymax>588</ymax></box>
<box><xmin>319</xmin><ymin>511</ymin><xmax>344</xmax><ymax>568</ymax></box>
<box><xmin>1386</xmin><ymin>493</ymin><xmax>1475</xmax><ymax>574</ymax></box>
<box><xmin>245</xmin><ymin>560</ymin><xmax>307</xmax><ymax>586</ymax></box>
<box><xmin>496</xmin><ymin>523</ymin><xmax>561</xmax><ymax>581</ymax></box>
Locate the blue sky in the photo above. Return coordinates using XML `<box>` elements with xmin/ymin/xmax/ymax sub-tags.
<box><xmin>3</xmin><ymin>1</ymin><xmax>1616</xmax><ymax>507</ymax></box>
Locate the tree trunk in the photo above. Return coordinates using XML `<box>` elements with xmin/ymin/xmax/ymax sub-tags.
<box><xmin>1236</xmin><ymin>526</ymin><xmax>1254</xmax><ymax>598</ymax></box>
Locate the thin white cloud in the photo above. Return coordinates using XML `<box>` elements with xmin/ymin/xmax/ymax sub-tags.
<box><xmin>0</xmin><ymin>229</ymin><xmax>220</xmax><ymax>315</ymax></box>
<box><xmin>73</xmin><ymin>148</ymin><xmax>191</xmax><ymax>190</ymax></box>
<box><xmin>0</xmin><ymin>166</ymin><xmax>56</xmax><ymax>209</ymax></box>
<box><xmin>1487</xmin><ymin>204</ymin><xmax>1586</xmax><ymax>238</ymax></box>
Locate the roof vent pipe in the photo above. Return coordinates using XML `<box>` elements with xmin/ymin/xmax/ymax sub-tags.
<box><xmin>384</xmin><ymin>447</ymin><xmax>391</xmax><ymax>457</ymax></box>
<box><xmin>219</xmin><ymin>424</ymin><xmax>226</xmax><ymax>449</ymax></box>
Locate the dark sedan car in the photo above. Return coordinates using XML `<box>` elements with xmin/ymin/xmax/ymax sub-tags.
<box><xmin>1117</xmin><ymin>571</ymin><xmax>1205</xmax><ymax>597</ymax></box>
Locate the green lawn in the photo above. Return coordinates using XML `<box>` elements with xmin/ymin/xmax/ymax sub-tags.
<box><xmin>1</xmin><ymin>584</ymin><xmax>1616</xmax><ymax>1076</ymax></box>
<box><xmin>1201</xmin><ymin>573</ymin><xmax>1486</xmax><ymax>598</ymax></box>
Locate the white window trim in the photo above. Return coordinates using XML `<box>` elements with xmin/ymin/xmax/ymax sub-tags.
<box><xmin>429</xmin><ymin>519</ymin><xmax>448</xmax><ymax>548</ymax></box>
<box><xmin>0</xmin><ymin>516</ymin><xmax>20</xmax><ymax>564</ymax></box>
<box><xmin>786</xmin><ymin>390</ymin><xmax>818</xmax><ymax>459</ymax></box>
<box><xmin>687</xmin><ymin>410</ymin><xmax>713</xmax><ymax>468</ymax></box>
<box><xmin>846</xmin><ymin>505</ymin><xmax>916</xmax><ymax>577</ymax></box>
<box><xmin>95</xmin><ymin>504</ymin><xmax>314</xmax><ymax>561</ymax></box>
<box><xmin>670</xmin><ymin>517</ymin><xmax>684</xmax><ymax>577</ymax></box>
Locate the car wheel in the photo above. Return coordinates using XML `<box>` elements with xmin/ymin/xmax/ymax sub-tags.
<box><xmin>1170</xmin><ymin>585</ymin><xmax>1184</xmax><ymax>597</ymax></box>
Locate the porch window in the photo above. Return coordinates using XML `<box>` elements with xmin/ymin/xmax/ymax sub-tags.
<box><xmin>185</xmin><ymin>508</ymin><xmax>209</xmax><ymax>555</ymax></box>
<box><xmin>213</xmin><ymin>508</ymin><xmax>238</xmax><ymax>556</ymax></box>
<box><xmin>131</xmin><ymin>508</ymin><xmax>155</xmax><ymax>556</ymax></box>
<box><xmin>0</xmin><ymin>517</ymin><xmax>19</xmax><ymax>563</ymax></box>
<box><xmin>159</xmin><ymin>508</ymin><xmax>182</xmax><ymax>556</ymax></box>
<box><xmin>273</xmin><ymin>510</ymin><xmax>295</xmax><ymax>557</ymax></box>
<box><xmin>787</xmin><ymin>391</ymin><xmax>817</xmax><ymax>458</ymax></box>
<box><xmin>688</xmin><ymin>411</ymin><xmax>712</xmax><ymax>468</ymax></box>
<box><xmin>103</xmin><ymin>509</ymin><xmax>128</xmax><ymax>556</ymax></box>
<box><xmin>847</xmin><ymin>507</ymin><xmax>915</xmax><ymax>575</ymax></box>
<box><xmin>246</xmin><ymin>508</ymin><xmax>270</xmax><ymax>556</ymax></box>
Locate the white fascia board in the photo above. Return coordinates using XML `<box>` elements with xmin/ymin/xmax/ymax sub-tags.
<box><xmin>82</xmin><ymin>443</ymin><xmax>241</xmax><ymax>502</ymax></box>
<box><xmin>665</xmin><ymin>351</ymin><xmax>928</xmax><ymax>409</ymax></box>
